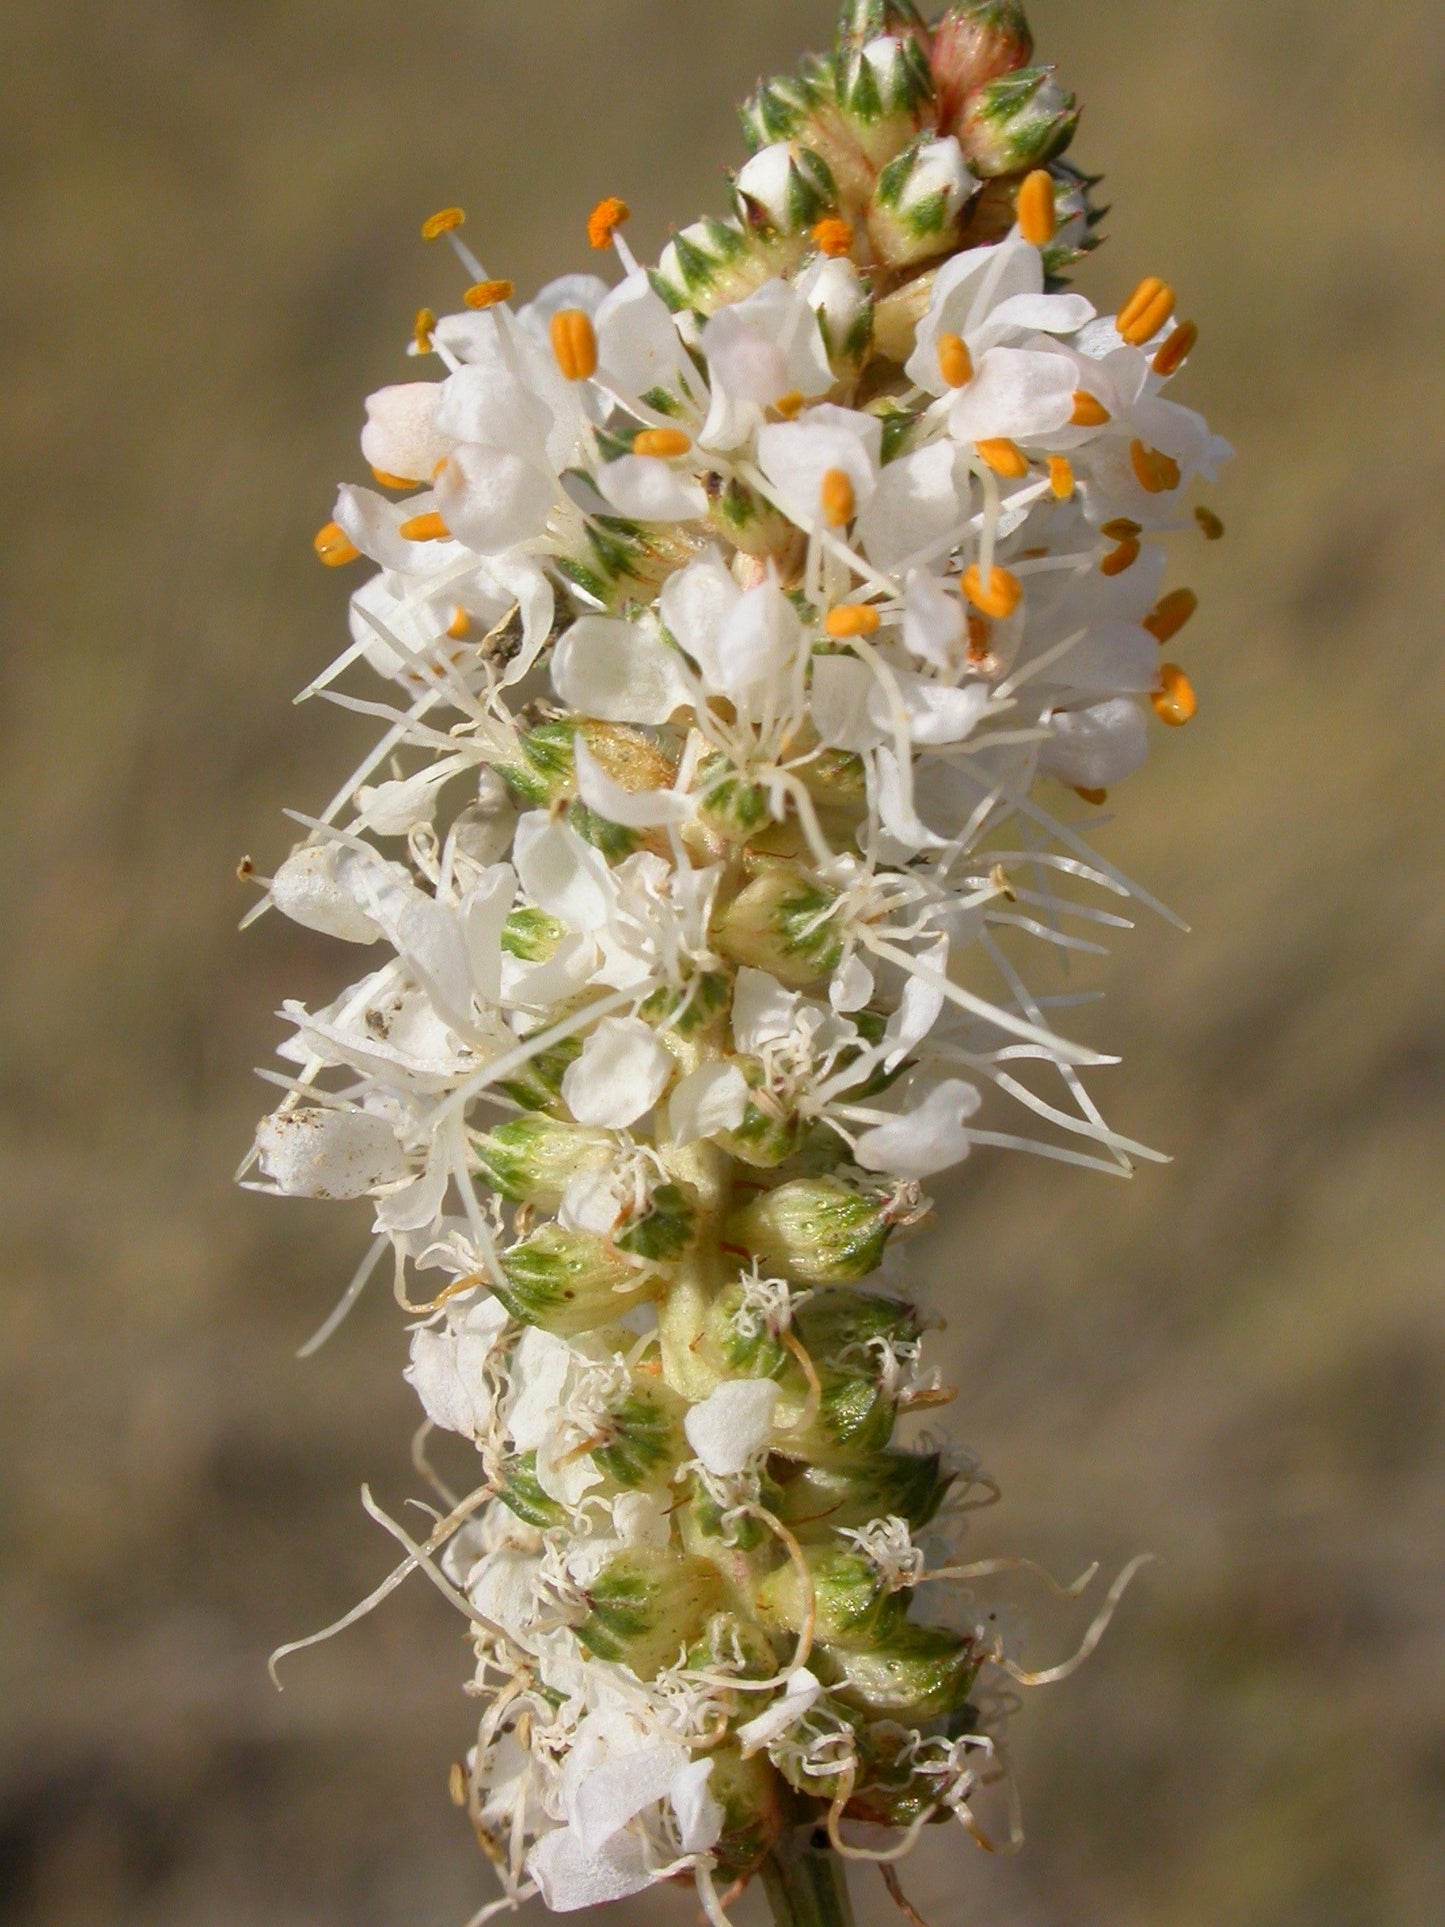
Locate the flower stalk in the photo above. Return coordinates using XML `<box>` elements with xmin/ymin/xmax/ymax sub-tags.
<box><xmin>245</xmin><ymin>3</ymin><xmax>1228</xmax><ymax>1923</ymax></box>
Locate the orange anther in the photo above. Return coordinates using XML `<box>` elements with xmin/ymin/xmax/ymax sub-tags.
<box><xmin>551</xmin><ymin>308</ymin><xmax>598</xmax><ymax>382</ymax></box>
<box><xmin>1152</xmin><ymin>320</ymin><xmax>1198</xmax><ymax>377</ymax></box>
<box><xmin>1016</xmin><ymin>169</ymin><xmax>1057</xmax><ymax>247</ymax></box>
<box><xmin>464</xmin><ymin>279</ymin><xmax>514</xmax><ymax>311</ymax></box>
<box><xmin>1100</xmin><ymin>537</ymin><xmax>1141</xmax><ymax>576</ymax></box>
<box><xmin>1048</xmin><ymin>456</ymin><xmax>1075</xmax><ymax>500</ymax></box>
<box><xmin>812</xmin><ymin>217</ymin><xmax>855</xmax><ymax>258</ymax></box>
<box><xmin>1195</xmin><ymin>506</ymin><xmax>1225</xmax><ymax>541</ymax></box>
<box><xmin>413</xmin><ymin>307</ymin><xmax>437</xmax><ymax>354</ymax></box>
<box><xmin>963</xmin><ymin>563</ymin><xmax>1022</xmax><ymax>620</ymax></box>
<box><xmin>400</xmin><ymin>511</ymin><xmax>451</xmax><ymax>542</ymax></box>
<box><xmin>1117</xmin><ymin>276</ymin><xmax>1176</xmax><ymax>346</ymax></box>
<box><xmin>773</xmin><ymin>389</ymin><xmax>806</xmax><ymax>420</ymax></box>
<box><xmin>1131</xmin><ymin>439</ymin><xmax>1182</xmax><ymax>494</ymax></box>
<box><xmin>937</xmin><ymin>332</ymin><xmax>974</xmax><ymax>388</ymax></box>
<box><xmin>824</xmin><ymin>604</ymin><xmax>881</xmax><ymax>639</ymax></box>
<box><xmin>1070</xmin><ymin>391</ymin><xmax>1111</xmax><ymax>428</ymax></box>
<box><xmin>632</xmin><ymin>427</ymin><xmax>693</xmax><ymax>459</ymax></box>
<box><xmin>1074</xmin><ymin>787</ymin><xmax>1108</xmax><ymax>805</ymax></box>
<box><xmin>1101</xmin><ymin>517</ymin><xmax>1142</xmax><ymax>541</ymax></box>
<box><xmin>371</xmin><ymin>467</ymin><xmax>421</xmax><ymax>491</ymax></box>
<box><xmin>976</xmin><ymin>438</ymin><xmax>1029</xmax><ymax>479</ymax></box>
<box><xmin>314</xmin><ymin>521</ymin><xmax>359</xmax><ymax>568</ymax></box>
<box><xmin>821</xmin><ymin>468</ymin><xmax>856</xmax><ymax>528</ymax></box>
<box><xmin>1152</xmin><ymin>663</ymin><xmax>1197</xmax><ymax>726</ymax></box>
<box><xmin>588</xmin><ymin>196</ymin><xmax>631</xmax><ymax>250</ymax></box>
<box><xmin>421</xmin><ymin>207</ymin><xmax>466</xmax><ymax>241</ymax></box>
<box><xmin>1144</xmin><ymin>588</ymin><xmax>1199</xmax><ymax>644</ymax></box>
<box><xmin>447</xmin><ymin>607</ymin><xmax>472</xmax><ymax>641</ymax></box>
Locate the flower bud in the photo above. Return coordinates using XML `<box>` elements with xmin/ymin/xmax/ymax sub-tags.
<box><xmin>788</xmin><ymin>1357</ymin><xmax>899</xmax><ymax>1461</ymax></box>
<box><xmin>575</xmin><ymin>1547</ymin><xmax>725</xmax><ymax>1678</ymax></box>
<box><xmin>756</xmin><ymin>1543</ymin><xmax>897</xmax><ymax>1646</ymax></box>
<box><xmin>868</xmin><ymin>133</ymin><xmax>979</xmax><ymax>269</ymax></box>
<box><xmin>833</xmin><ymin>34</ymin><xmax>936</xmax><ymax>172</ymax></box>
<box><xmin>712</xmin><ymin>863</ymin><xmax>844</xmax><ymax>988</ymax></box>
<box><xmin>653</xmin><ymin>216</ymin><xmax>762</xmax><ymax>316</ymax></box>
<box><xmin>956</xmin><ymin>65</ymin><xmax>1079</xmax><ymax>178</ymax></box>
<box><xmin>727</xmin><ymin>1177</ymin><xmax>912</xmax><ymax>1285</ymax></box>
<box><xmin>794</xmin><ymin>1286</ymin><xmax>921</xmax><ymax>1369</ymax></box>
<box><xmin>740</xmin><ymin>70</ymin><xmax>822</xmax><ymax>156</ymax></box>
<box><xmin>495</xmin><ymin>1224</ymin><xmax>658</xmax><ymax>1334</ymax></box>
<box><xmin>930</xmin><ymin>2</ymin><xmax>1034</xmax><ymax>130</ymax></box>
<box><xmin>497</xmin><ymin>1451</ymin><xmax>568</xmax><ymax>1530</ymax></box>
<box><xmin>770</xmin><ymin>1447</ymin><xmax>953</xmax><ymax>1538</ymax></box>
<box><xmin>498</xmin><ymin>720</ymin><xmax>676</xmax><ymax>811</ymax></box>
<box><xmin>801</xmin><ymin>257</ymin><xmax>874</xmax><ymax>376</ymax></box>
<box><xmin>719</xmin><ymin>1063</ymin><xmax>806</xmax><ymax>1171</ymax></box>
<box><xmin>591</xmin><ymin>1381</ymin><xmax>686</xmax><ymax>1490</ymax></box>
<box><xmin>613</xmin><ymin>1180</ymin><xmax>699</xmax><ymax>1265</ymax></box>
<box><xmin>472</xmin><ymin>1116</ymin><xmax>615</xmax><ymax>1207</ymax></box>
<box><xmin>734</xmin><ymin>142</ymin><xmax>838</xmax><ymax>240</ymax></box>
<box><xmin>811</xmin><ymin>1619</ymin><xmax>980</xmax><ymax>1721</ymax></box>
<box><xmin>1039</xmin><ymin>157</ymin><xmax>1108</xmax><ymax>277</ymax></box>
<box><xmin>835</xmin><ymin>0</ymin><xmax>928</xmax><ymax>54</ymax></box>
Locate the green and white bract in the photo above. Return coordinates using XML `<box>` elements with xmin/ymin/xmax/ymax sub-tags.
<box><xmin>246</xmin><ymin>4</ymin><xmax>1228</xmax><ymax>1922</ymax></box>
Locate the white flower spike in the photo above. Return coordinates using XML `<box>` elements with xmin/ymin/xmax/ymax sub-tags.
<box><xmin>253</xmin><ymin>6</ymin><xmax>1228</xmax><ymax>1925</ymax></box>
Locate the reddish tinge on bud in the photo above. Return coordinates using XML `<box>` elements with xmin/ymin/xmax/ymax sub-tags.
<box><xmin>930</xmin><ymin>2</ymin><xmax>1034</xmax><ymax>133</ymax></box>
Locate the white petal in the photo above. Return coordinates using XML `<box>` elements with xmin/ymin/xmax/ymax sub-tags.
<box><xmin>810</xmin><ymin>655</ymin><xmax>886</xmax><ymax>751</ymax></box>
<box><xmin>873</xmin><ymin>671</ymin><xmax>993</xmax><ymax>746</ymax></box>
<box><xmin>405</xmin><ymin>1316</ymin><xmax>503</xmax><ymax>1440</ymax></box>
<box><xmin>856</xmin><ymin>441</ymin><xmax>963</xmax><ymax>574</ymax></box>
<box><xmin>552</xmin><ymin>615</ymin><xmax>694</xmax><ymax>725</ymax></box>
<box><xmin>563</xmin><ymin>1018</ymin><xmax>674</xmax><ymax>1128</ymax></box>
<box><xmin>902</xmin><ymin>569</ymin><xmax>965</xmax><ymax>668</ymax></box>
<box><xmin>830</xmin><ymin>954</ymin><xmax>875</xmax><ymax>1014</ymax></box>
<box><xmin>757</xmin><ymin>408</ymin><xmax>881</xmax><ymax>527</ymax></box>
<box><xmin>595</xmin><ymin>454</ymin><xmax>708</xmax><ymax>523</ymax></box>
<box><xmin>712</xmin><ymin>580</ymin><xmax>804</xmax><ymax>709</ymax></box>
<box><xmin>372</xmin><ymin>1140</ymin><xmax>451</xmax><ymax>1234</ymax></box>
<box><xmin>874</xmin><ymin>745</ymin><xmax>949</xmax><ymax>851</ymax></box>
<box><xmin>906</xmin><ymin>236</ymin><xmax>1042</xmax><ymax>393</ymax></box>
<box><xmin>573</xmin><ymin>1742</ymin><xmax>687</xmax><ymax>1855</ymax></box>
<box><xmin>703</xmin><ymin>279</ymin><xmax>833</xmax><ymax>404</ymax></box>
<box><xmin>853</xmin><ymin>1080</ymin><xmax>983</xmax><ymax>1180</ymax></box>
<box><xmin>730</xmin><ymin>969</ymin><xmax>801</xmax><ymax>1053</ymax></box>
<box><xmin>883</xmin><ymin>939</ymin><xmax>948</xmax><ymax>1068</ymax></box>
<box><xmin>1038</xmin><ymin>697</ymin><xmax>1150</xmax><ymax>790</ymax></box>
<box><xmin>527</xmin><ymin>1825</ymin><xmax>656</xmax><ymax>1913</ymax></box>
<box><xmin>487</xmin><ymin>555</ymin><xmax>557</xmax><ymax>686</ymax></box>
<box><xmin>1032</xmin><ymin>620</ymin><xmax>1159</xmax><ymax>695</ymax></box>
<box><xmin>512</xmin><ymin>813</ymin><xmax>614</xmax><ymax>930</ymax></box>
<box><xmin>948</xmin><ymin>346</ymin><xmax>1077</xmax><ymax>443</ymax></box>
<box><xmin>573</xmin><ymin>736</ymin><xmax>692</xmax><ymax>830</ymax></box>
<box><xmin>670</xmin><ymin>1759</ymin><xmax>723</xmax><ymax>1855</ymax></box>
<box><xmin>395</xmin><ymin>896</ymin><xmax>474</xmax><ymax>1030</ymax></box>
<box><xmin>505</xmin><ymin>1329</ymin><xmax>575</xmax><ymax>1453</ymax></box>
<box><xmin>612</xmin><ymin>1490</ymin><xmax>671</xmax><ymax>1550</ymax></box>
<box><xmin>684</xmin><ymin>1379</ymin><xmax>782</xmax><ymax>1476</ymax></box>
<box><xmin>435</xmin><ymin>443</ymin><xmax>555</xmax><ymax>555</ymax></box>
<box><xmin>271</xmin><ymin>844</ymin><xmax>384</xmax><ymax>944</ymax></box>
<box><xmin>255</xmin><ymin>1107</ymin><xmax>409</xmax><ymax>1199</ymax></box>
<box><xmin>360</xmin><ymin>382</ymin><xmax>451</xmax><ymax>484</ymax></box>
<box><xmin>433</xmin><ymin>364</ymin><xmax>554</xmax><ymax>462</ymax></box>
<box><xmin>669</xmin><ymin>1061</ymin><xmax>750</xmax><ymax>1144</ymax></box>
<box><xmin>596</xmin><ymin>270</ymin><xmax>691</xmax><ymax>396</ymax></box>
<box><xmin>461</xmin><ymin>864</ymin><xmax>516</xmax><ymax>1004</ymax></box>
<box><xmin>659</xmin><ymin>548</ymin><xmax>741</xmax><ymax>684</ymax></box>
<box><xmin>970</xmin><ymin>289</ymin><xmax>1095</xmax><ymax>354</ymax></box>
<box><xmin>737</xmin><ymin>1670</ymin><xmax>823</xmax><ymax>1756</ymax></box>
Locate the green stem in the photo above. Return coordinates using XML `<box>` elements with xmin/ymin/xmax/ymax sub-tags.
<box><xmin>761</xmin><ymin>1830</ymin><xmax>857</xmax><ymax>1927</ymax></box>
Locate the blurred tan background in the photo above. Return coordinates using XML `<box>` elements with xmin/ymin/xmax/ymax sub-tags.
<box><xmin>2</xmin><ymin>2</ymin><xmax>1443</xmax><ymax>1924</ymax></box>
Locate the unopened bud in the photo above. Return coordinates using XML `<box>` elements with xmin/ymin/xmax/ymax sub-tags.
<box><xmin>811</xmin><ymin>1619</ymin><xmax>980</xmax><ymax>1721</ymax></box>
<box><xmin>801</xmin><ymin>256</ymin><xmax>874</xmax><ymax>374</ymax></box>
<box><xmin>727</xmin><ymin>1177</ymin><xmax>904</xmax><ymax>1284</ymax></box>
<box><xmin>770</xmin><ymin>1447</ymin><xmax>953</xmax><ymax>1539</ymax></box>
<box><xmin>735</xmin><ymin>142</ymin><xmax>838</xmax><ymax>239</ymax></box>
<box><xmin>576</xmin><ymin>1547</ymin><xmax>724</xmax><ymax>1678</ymax></box>
<box><xmin>869</xmin><ymin>133</ymin><xmax>979</xmax><ymax>268</ymax></box>
<box><xmin>701</xmin><ymin>1745</ymin><xmax>788</xmax><ymax>1883</ymax></box>
<box><xmin>591</xmin><ymin>1382</ymin><xmax>687</xmax><ymax>1491</ymax></box>
<box><xmin>472</xmin><ymin>1116</ymin><xmax>615</xmax><ymax>1207</ymax></box>
<box><xmin>712</xmin><ymin>863</ymin><xmax>844</xmax><ymax>987</ymax></box>
<box><xmin>930</xmin><ymin>1</ymin><xmax>1034</xmax><ymax>130</ymax></box>
<box><xmin>833</xmin><ymin>34</ymin><xmax>936</xmax><ymax>171</ymax></box>
<box><xmin>495</xmin><ymin>1224</ymin><xmax>658</xmax><ymax>1334</ymax></box>
<box><xmin>756</xmin><ymin>1543</ymin><xmax>897</xmax><ymax>1646</ymax></box>
<box><xmin>835</xmin><ymin>0</ymin><xmax>929</xmax><ymax>54</ymax></box>
<box><xmin>653</xmin><ymin>216</ymin><xmax>758</xmax><ymax>316</ymax></box>
<box><xmin>956</xmin><ymin>65</ymin><xmax>1079</xmax><ymax>178</ymax></box>
<box><xmin>740</xmin><ymin>70</ymin><xmax>822</xmax><ymax>155</ymax></box>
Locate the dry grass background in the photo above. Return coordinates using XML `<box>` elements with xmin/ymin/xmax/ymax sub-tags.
<box><xmin>2</xmin><ymin>2</ymin><xmax>1443</xmax><ymax>1924</ymax></box>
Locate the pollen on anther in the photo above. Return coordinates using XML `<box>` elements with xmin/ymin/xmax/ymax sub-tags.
<box><xmin>632</xmin><ymin>428</ymin><xmax>692</xmax><ymax>459</ymax></box>
<box><xmin>1101</xmin><ymin>537</ymin><xmax>1141</xmax><ymax>576</ymax></box>
<box><xmin>372</xmin><ymin>467</ymin><xmax>421</xmax><ymax>491</ymax></box>
<box><xmin>1101</xmin><ymin>517</ymin><xmax>1141</xmax><ymax>542</ymax></box>
<box><xmin>824</xmin><ymin>604</ymin><xmax>881</xmax><ymax>639</ymax></box>
<box><xmin>1117</xmin><ymin>276</ymin><xmax>1176</xmax><ymax>347</ymax></box>
<box><xmin>773</xmin><ymin>390</ymin><xmax>806</xmax><ymax>421</ymax></box>
<box><xmin>812</xmin><ymin>217</ymin><xmax>855</xmax><ymax>259</ymax></box>
<box><xmin>421</xmin><ymin>207</ymin><xmax>466</xmax><ymax>242</ymax></box>
<box><xmin>400</xmin><ymin>511</ymin><xmax>451</xmax><ymax>542</ymax></box>
<box><xmin>1153</xmin><ymin>321</ymin><xmax>1198</xmax><ymax>377</ymax></box>
<box><xmin>1131</xmin><ymin>440</ymin><xmax>1182</xmax><ymax>494</ymax></box>
<box><xmin>1196</xmin><ymin>506</ymin><xmax>1225</xmax><ymax>541</ymax></box>
<box><xmin>976</xmin><ymin>438</ymin><xmax>1029</xmax><ymax>480</ymax></box>
<box><xmin>1074</xmin><ymin>786</ymin><xmax>1108</xmax><ymax>806</ymax></box>
<box><xmin>963</xmin><ymin>563</ymin><xmax>1022</xmax><ymax>620</ymax></box>
<box><xmin>1153</xmin><ymin>663</ymin><xmax>1197</xmax><ymax>725</ymax></box>
<box><xmin>821</xmin><ymin>468</ymin><xmax>856</xmax><ymax>528</ymax></box>
<box><xmin>1048</xmin><ymin>456</ymin><xmax>1075</xmax><ymax>500</ymax></box>
<box><xmin>588</xmin><ymin>197</ymin><xmax>631</xmax><ymax>250</ymax></box>
<box><xmin>314</xmin><ymin>522</ymin><xmax>359</xmax><ymax>567</ymax></box>
<box><xmin>551</xmin><ymin>308</ymin><xmax>598</xmax><ymax>383</ymax></box>
<box><xmin>464</xmin><ymin>279</ymin><xmax>514</xmax><ymax>311</ymax></box>
<box><xmin>413</xmin><ymin>307</ymin><xmax>437</xmax><ymax>354</ymax></box>
<box><xmin>1070</xmin><ymin>391</ymin><xmax>1111</xmax><ymax>428</ymax></box>
<box><xmin>447</xmin><ymin>607</ymin><xmax>472</xmax><ymax>641</ymax></box>
<box><xmin>937</xmin><ymin>333</ymin><xmax>973</xmax><ymax>388</ymax></box>
<box><xmin>1145</xmin><ymin>589</ymin><xmax>1198</xmax><ymax>644</ymax></box>
<box><xmin>1016</xmin><ymin>170</ymin><xmax>1057</xmax><ymax>247</ymax></box>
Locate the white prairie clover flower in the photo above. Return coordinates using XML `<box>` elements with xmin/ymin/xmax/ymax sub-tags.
<box><xmin>253</xmin><ymin>6</ymin><xmax>1229</xmax><ymax>1924</ymax></box>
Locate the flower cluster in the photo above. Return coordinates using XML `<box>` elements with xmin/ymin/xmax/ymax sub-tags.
<box><xmin>246</xmin><ymin>4</ymin><xmax>1228</xmax><ymax>1922</ymax></box>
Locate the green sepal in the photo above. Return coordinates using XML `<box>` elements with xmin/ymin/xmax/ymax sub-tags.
<box><xmin>713</xmin><ymin>864</ymin><xmax>844</xmax><ymax>988</ymax></box>
<box><xmin>495</xmin><ymin>1034</ymin><xmax>583</xmax><ymax>1116</ymax></box>
<box><xmin>769</xmin><ymin>1448</ymin><xmax>953</xmax><ymax>1540</ymax></box>
<box><xmin>956</xmin><ymin>64</ymin><xmax>1078</xmax><ymax>177</ymax></box>
<box><xmin>726</xmin><ymin>1178</ymin><xmax>896</xmax><ymax>1285</ymax></box>
<box><xmin>471</xmin><ymin>1115</ymin><xmax>615</xmax><ymax>1206</ymax></box>
<box><xmin>501</xmin><ymin>906</ymin><xmax>566</xmax><ymax>963</ymax></box>
<box><xmin>592</xmin><ymin>1384</ymin><xmax>685</xmax><ymax>1490</ymax></box>
<box><xmin>496</xmin><ymin>1452</ymin><xmax>567</xmax><ymax>1530</ymax></box>
<box><xmin>614</xmin><ymin>1181</ymin><xmax>699</xmax><ymax>1264</ymax></box>
<box><xmin>576</xmin><ymin>1548</ymin><xmax>725</xmax><ymax>1678</ymax></box>
<box><xmin>756</xmin><ymin>1543</ymin><xmax>898</xmax><ymax>1648</ymax></box>
<box><xmin>812</xmin><ymin>1620</ymin><xmax>980</xmax><ymax>1722</ymax></box>
<box><xmin>494</xmin><ymin>1224</ymin><xmax>657</xmax><ymax>1335</ymax></box>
